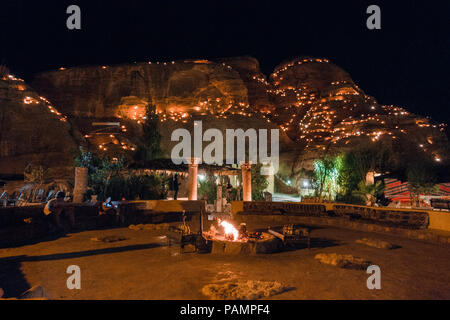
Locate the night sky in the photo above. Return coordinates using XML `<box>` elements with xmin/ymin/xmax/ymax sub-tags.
<box><xmin>1</xmin><ymin>0</ymin><xmax>449</xmax><ymax>123</ymax></box>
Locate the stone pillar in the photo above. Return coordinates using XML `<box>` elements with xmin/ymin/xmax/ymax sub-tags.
<box><xmin>241</xmin><ymin>162</ymin><xmax>252</xmax><ymax>202</ymax></box>
<box><xmin>187</xmin><ymin>158</ymin><xmax>199</xmax><ymax>200</ymax></box>
<box><xmin>73</xmin><ymin>167</ymin><xmax>88</xmax><ymax>203</ymax></box>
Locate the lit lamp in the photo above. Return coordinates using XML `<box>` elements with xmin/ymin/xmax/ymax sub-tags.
<box><xmin>302</xmin><ymin>180</ymin><xmax>310</xmax><ymax>188</ymax></box>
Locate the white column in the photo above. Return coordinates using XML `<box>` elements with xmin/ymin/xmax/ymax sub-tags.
<box><xmin>187</xmin><ymin>158</ymin><xmax>200</xmax><ymax>200</ymax></box>
<box><xmin>73</xmin><ymin>167</ymin><xmax>88</xmax><ymax>203</ymax></box>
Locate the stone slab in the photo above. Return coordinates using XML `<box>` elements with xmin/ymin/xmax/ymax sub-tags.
<box><xmin>211</xmin><ymin>232</ymin><xmax>282</xmax><ymax>254</ymax></box>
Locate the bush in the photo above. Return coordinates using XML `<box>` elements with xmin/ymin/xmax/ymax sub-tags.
<box><xmin>252</xmin><ymin>163</ymin><xmax>269</xmax><ymax>201</ymax></box>
<box><xmin>335</xmin><ymin>193</ymin><xmax>365</xmax><ymax>205</ymax></box>
<box><xmin>198</xmin><ymin>174</ymin><xmax>218</xmax><ymax>204</ymax></box>
<box><xmin>107</xmin><ymin>173</ymin><xmax>166</xmax><ymax>201</ymax></box>
<box><xmin>75</xmin><ymin>147</ymin><xmax>167</xmax><ymax>201</ymax></box>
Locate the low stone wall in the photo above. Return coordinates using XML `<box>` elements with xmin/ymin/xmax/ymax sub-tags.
<box><xmin>232</xmin><ymin>214</ymin><xmax>450</xmax><ymax>245</ymax></box>
<box><xmin>119</xmin><ymin>200</ymin><xmax>205</xmax><ymax>225</ymax></box>
<box><xmin>2</xmin><ymin>200</ymin><xmax>448</xmax><ymax>248</ymax></box>
<box><xmin>0</xmin><ymin>205</ymin><xmax>45</xmax><ymax>227</ymax></box>
<box><xmin>0</xmin><ymin>200</ymin><xmax>207</xmax><ymax>248</ymax></box>
<box><xmin>124</xmin><ymin>200</ymin><xmax>206</xmax><ymax>213</ymax></box>
<box><xmin>428</xmin><ymin>211</ymin><xmax>450</xmax><ymax>232</ymax></box>
<box><xmin>232</xmin><ymin>201</ymin><xmax>450</xmax><ymax>232</ymax></box>
<box><xmin>0</xmin><ymin>204</ymin><xmax>99</xmax><ymax>248</ymax></box>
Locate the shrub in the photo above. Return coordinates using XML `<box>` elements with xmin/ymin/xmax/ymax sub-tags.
<box><xmin>198</xmin><ymin>174</ymin><xmax>218</xmax><ymax>204</ymax></box>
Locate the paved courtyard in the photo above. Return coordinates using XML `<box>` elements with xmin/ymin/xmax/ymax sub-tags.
<box><xmin>1</xmin><ymin>221</ymin><xmax>449</xmax><ymax>300</ymax></box>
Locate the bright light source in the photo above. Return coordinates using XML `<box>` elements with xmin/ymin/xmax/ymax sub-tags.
<box><xmin>287</xmin><ymin>180</ymin><xmax>291</xmax><ymax>185</ymax></box>
<box><xmin>198</xmin><ymin>174</ymin><xmax>206</xmax><ymax>181</ymax></box>
<box><xmin>302</xmin><ymin>180</ymin><xmax>309</xmax><ymax>188</ymax></box>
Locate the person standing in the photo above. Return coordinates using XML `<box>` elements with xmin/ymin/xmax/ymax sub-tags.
<box><xmin>43</xmin><ymin>191</ymin><xmax>75</xmax><ymax>231</ymax></box>
<box><xmin>173</xmin><ymin>174</ymin><xmax>180</xmax><ymax>200</ymax></box>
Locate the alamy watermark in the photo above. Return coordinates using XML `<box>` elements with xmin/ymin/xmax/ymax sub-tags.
<box><xmin>366</xmin><ymin>265</ymin><xmax>381</xmax><ymax>289</ymax></box>
<box><xmin>171</xmin><ymin>121</ymin><xmax>279</xmax><ymax>175</ymax></box>
<box><xmin>66</xmin><ymin>5</ymin><xmax>81</xmax><ymax>30</ymax></box>
<box><xmin>66</xmin><ymin>265</ymin><xmax>81</xmax><ymax>289</ymax></box>
<box><xmin>366</xmin><ymin>5</ymin><xmax>381</xmax><ymax>30</ymax></box>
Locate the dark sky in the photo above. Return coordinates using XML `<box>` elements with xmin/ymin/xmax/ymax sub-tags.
<box><xmin>1</xmin><ymin>0</ymin><xmax>449</xmax><ymax>123</ymax></box>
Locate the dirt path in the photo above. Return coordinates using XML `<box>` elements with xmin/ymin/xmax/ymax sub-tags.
<box><xmin>1</xmin><ymin>223</ymin><xmax>449</xmax><ymax>299</ymax></box>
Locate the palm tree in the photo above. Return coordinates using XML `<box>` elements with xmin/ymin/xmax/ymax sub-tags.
<box><xmin>352</xmin><ymin>180</ymin><xmax>384</xmax><ymax>206</ymax></box>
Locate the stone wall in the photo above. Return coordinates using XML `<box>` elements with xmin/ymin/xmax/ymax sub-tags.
<box><xmin>0</xmin><ymin>204</ymin><xmax>98</xmax><ymax>248</ymax></box>
<box><xmin>233</xmin><ymin>213</ymin><xmax>450</xmax><ymax>246</ymax></box>
<box><xmin>231</xmin><ymin>201</ymin><xmax>450</xmax><ymax>232</ymax></box>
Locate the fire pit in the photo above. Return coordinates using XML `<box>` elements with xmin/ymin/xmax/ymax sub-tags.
<box><xmin>202</xmin><ymin>219</ymin><xmax>283</xmax><ymax>254</ymax></box>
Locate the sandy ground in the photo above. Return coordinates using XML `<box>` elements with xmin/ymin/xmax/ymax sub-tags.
<box><xmin>0</xmin><ymin>222</ymin><xmax>449</xmax><ymax>300</ymax></box>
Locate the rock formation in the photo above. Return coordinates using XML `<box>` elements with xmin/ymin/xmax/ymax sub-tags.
<box><xmin>31</xmin><ymin>57</ymin><xmax>297</xmax><ymax>173</ymax></box>
<box><xmin>0</xmin><ymin>74</ymin><xmax>79</xmax><ymax>177</ymax></box>
<box><xmin>0</xmin><ymin>56</ymin><xmax>447</xmax><ymax>179</ymax></box>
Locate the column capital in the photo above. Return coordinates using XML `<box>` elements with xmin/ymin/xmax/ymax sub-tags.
<box><xmin>239</xmin><ymin>161</ymin><xmax>252</xmax><ymax>170</ymax></box>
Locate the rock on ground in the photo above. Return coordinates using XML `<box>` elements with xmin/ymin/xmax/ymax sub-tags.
<box><xmin>202</xmin><ymin>280</ymin><xmax>289</xmax><ymax>300</ymax></box>
<box><xmin>90</xmin><ymin>235</ymin><xmax>128</xmax><ymax>242</ymax></box>
<box><xmin>356</xmin><ymin>238</ymin><xmax>396</xmax><ymax>249</ymax></box>
<box><xmin>19</xmin><ymin>285</ymin><xmax>49</xmax><ymax>299</ymax></box>
<box><xmin>128</xmin><ymin>223</ymin><xmax>170</xmax><ymax>231</ymax></box>
<box><xmin>315</xmin><ymin>253</ymin><xmax>371</xmax><ymax>269</ymax></box>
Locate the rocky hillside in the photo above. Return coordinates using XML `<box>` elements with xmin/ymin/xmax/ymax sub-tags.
<box><xmin>265</xmin><ymin>58</ymin><xmax>448</xmax><ymax>170</ymax></box>
<box><xmin>1</xmin><ymin>56</ymin><xmax>447</xmax><ymax>178</ymax></box>
<box><xmin>32</xmin><ymin>57</ymin><xmax>261</xmax><ymax>118</ymax></box>
<box><xmin>32</xmin><ymin>57</ymin><xmax>448</xmax><ymax>172</ymax></box>
<box><xmin>0</xmin><ymin>73</ymin><xmax>79</xmax><ymax>177</ymax></box>
<box><xmin>31</xmin><ymin>57</ymin><xmax>297</xmax><ymax>172</ymax></box>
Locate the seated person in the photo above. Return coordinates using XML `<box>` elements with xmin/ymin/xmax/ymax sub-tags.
<box><xmin>44</xmin><ymin>191</ymin><xmax>75</xmax><ymax>231</ymax></box>
<box><xmin>98</xmin><ymin>197</ymin><xmax>119</xmax><ymax>226</ymax></box>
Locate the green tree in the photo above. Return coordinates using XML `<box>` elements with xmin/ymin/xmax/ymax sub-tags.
<box><xmin>74</xmin><ymin>146</ymin><xmax>100</xmax><ymax>172</ymax></box>
<box><xmin>74</xmin><ymin>146</ymin><xmax>167</xmax><ymax>201</ymax></box>
<box><xmin>89</xmin><ymin>156</ymin><xmax>126</xmax><ymax>201</ymax></box>
<box><xmin>340</xmin><ymin>143</ymin><xmax>393</xmax><ymax>193</ymax></box>
<box><xmin>313</xmin><ymin>155</ymin><xmax>343</xmax><ymax>199</ymax></box>
<box><xmin>251</xmin><ymin>163</ymin><xmax>269</xmax><ymax>200</ymax></box>
<box><xmin>406</xmin><ymin>161</ymin><xmax>437</xmax><ymax>207</ymax></box>
<box><xmin>351</xmin><ymin>180</ymin><xmax>385</xmax><ymax>206</ymax></box>
<box><xmin>198</xmin><ymin>174</ymin><xmax>218</xmax><ymax>204</ymax></box>
<box><xmin>133</xmin><ymin>104</ymin><xmax>162</xmax><ymax>165</ymax></box>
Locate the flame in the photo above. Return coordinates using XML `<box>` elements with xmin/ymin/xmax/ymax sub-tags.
<box><xmin>218</xmin><ymin>219</ymin><xmax>239</xmax><ymax>241</ymax></box>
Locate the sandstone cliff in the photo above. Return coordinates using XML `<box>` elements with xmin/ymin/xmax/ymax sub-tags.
<box><xmin>1</xmin><ymin>56</ymin><xmax>446</xmax><ymax>179</ymax></box>
<box><xmin>32</xmin><ymin>57</ymin><xmax>448</xmax><ymax>173</ymax></box>
<box><xmin>0</xmin><ymin>74</ymin><xmax>79</xmax><ymax>177</ymax></box>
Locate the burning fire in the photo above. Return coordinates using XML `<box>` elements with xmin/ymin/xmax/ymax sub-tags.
<box><xmin>204</xmin><ymin>219</ymin><xmax>261</xmax><ymax>243</ymax></box>
<box><xmin>218</xmin><ymin>219</ymin><xmax>239</xmax><ymax>241</ymax></box>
